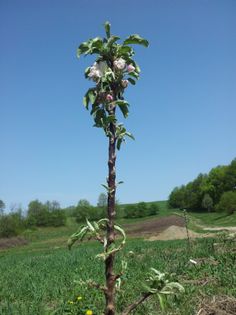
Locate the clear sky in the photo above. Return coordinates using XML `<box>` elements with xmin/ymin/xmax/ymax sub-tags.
<box><xmin>1</xmin><ymin>0</ymin><xmax>236</xmax><ymax>210</ymax></box>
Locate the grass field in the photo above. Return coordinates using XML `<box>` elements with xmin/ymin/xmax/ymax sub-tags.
<box><xmin>1</xmin><ymin>202</ymin><xmax>236</xmax><ymax>314</ymax></box>
<box><xmin>1</xmin><ymin>236</ymin><xmax>236</xmax><ymax>314</ymax></box>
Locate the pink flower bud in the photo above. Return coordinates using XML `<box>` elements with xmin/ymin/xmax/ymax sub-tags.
<box><xmin>106</xmin><ymin>94</ymin><xmax>113</xmax><ymax>102</ymax></box>
<box><xmin>121</xmin><ymin>80</ymin><xmax>129</xmax><ymax>88</ymax></box>
<box><xmin>127</xmin><ymin>64</ymin><xmax>135</xmax><ymax>73</ymax></box>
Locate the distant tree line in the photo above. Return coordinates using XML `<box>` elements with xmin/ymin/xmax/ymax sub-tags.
<box><xmin>168</xmin><ymin>158</ymin><xmax>236</xmax><ymax>214</ymax></box>
<box><xmin>72</xmin><ymin>194</ymin><xmax>159</xmax><ymax>223</ymax></box>
<box><xmin>0</xmin><ymin>193</ymin><xmax>159</xmax><ymax>238</ymax></box>
<box><xmin>0</xmin><ymin>200</ymin><xmax>66</xmax><ymax>238</ymax></box>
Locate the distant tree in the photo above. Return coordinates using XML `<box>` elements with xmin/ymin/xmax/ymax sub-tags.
<box><xmin>45</xmin><ymin>200</ymin><xmax>61</xmax><ymax>212</ymax></box>
<box><xmin>184</xmin><ymin>174</ymin><xmax>207</xmax><ymax>211</ymax></box>
<box><xmin>27</xmin><ymin>200</ymin><xmax>49</xmax><ymax>226</ymax></box>
<box><xmin>74</xmin><ymin>199</ymin><xmax>93</xmax><ymax>223</ymax></box>
<box><xmin>168</xmin><ymin>186</ymin><xmax>186</xmax><ymax>209</ymax></box>
<box><xmin>202</xmin><ymin>194</ymin><xmax>213</xmax><ymax>212</ymax></box>
<box><xmin>77</xmin><ymin>199</ymin><xmax>91</xmax><ymax>208</ymax></box>
<box><xmin>97</xmin><ymin>193</ymin><xmax>107</xmax><ymax>208</ymax></box>
<box><xmin>216</xmin><ymin>191</ymin><xmax>236</xmax><ymax>215</ymax></box>
<box><xmin>64</xmin><ymin>205</ymin><xmax>76</xmax><ymax>216</ymax></box>
<box><xmin>207</xmin><ymin>166</ymin><xmax>228</xmax><ymax>204</ymax></box>
<box><xmin>224</xmin><ymin>158</ymin><xmax>236</xmax><ymax>191</ymax></box>
<box><xmin>0</xmin><ymin>200</ymin><xmax>5</xmax><ymax>216</ymax></box>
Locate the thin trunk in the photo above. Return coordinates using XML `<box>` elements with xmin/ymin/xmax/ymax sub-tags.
<box><xmin>105</xmin><ymin>108</ymin><xmax>117</xmax><ymax>315</ymax></box>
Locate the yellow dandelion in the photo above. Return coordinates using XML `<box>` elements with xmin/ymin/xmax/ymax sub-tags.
<box><xmin>68</xmin><ymin>300</ymin><xmax>74</xmax><ymax>304</ymax></box>
<box><xmin>77</xmin><ymin>296</ymin><xmax>82</xmax><ymax>301</ymax></box>
<box><xmin>85</xmin><ymin>310</ymin><xmax>93</xmax><ymax>315</ymax></box>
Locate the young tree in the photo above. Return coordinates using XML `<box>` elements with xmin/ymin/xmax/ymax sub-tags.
<box><xmin>202</xmin><ymin>193</ymin><xmax>213</xmax><ymax>212</ymax></box>
<box><xmin>68</xmin><ymin>22</ymin><xmax>183</xmax><ymax>315</ymax></box>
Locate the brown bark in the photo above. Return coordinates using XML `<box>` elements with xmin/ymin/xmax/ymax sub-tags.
<box><xmin>104</xmin><ymin>107</ymin><xmax>117</xmax><ymax>315</ymax></box>
<box><xmin>121</xmin><ymin>292</ymin><xmax>152</xmax><ymax>315</ymax></box>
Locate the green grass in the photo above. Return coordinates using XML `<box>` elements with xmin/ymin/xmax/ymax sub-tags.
<box><xmin>1</xmin><ymin>234</ymin><xmax>236</xmax><ymax>315</ymax></box>
<box><xmin>188</xmin><ymin>210</ymin><xmax>236</xmax><ymax>227</ymax></box>
<box><xmin>1</xmin><ymin>201</ymin><xmax>236</xmax><ymax>314</ymax></box>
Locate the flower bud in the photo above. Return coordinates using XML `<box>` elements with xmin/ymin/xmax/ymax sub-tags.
<box><xmin>127</xmin><ymin>64</ymin><xmax>135</xmax><ymax>73</ymax></box>
<box><xmin>106</xmin><ymin>94</ymin><xmax>113</xmax><ymax>102</ymax></box>
<box><xmin>121</xmin><ymin>79</ymin><xmax>129</xmax><ymax>88</ymax></box>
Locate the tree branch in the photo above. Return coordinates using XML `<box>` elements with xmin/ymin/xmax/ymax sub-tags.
<box><xmin>121</xmin><ymin>292</ymin><xmax>153</xmax><ymax>315</ymax></box>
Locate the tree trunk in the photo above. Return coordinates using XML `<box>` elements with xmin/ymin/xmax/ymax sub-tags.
<box><xmin>104</xmin><ymin>109</ymin><xmax>117</xmax><ymax>315</ymax></box>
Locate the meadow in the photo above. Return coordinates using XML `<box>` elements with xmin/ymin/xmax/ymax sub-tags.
<box><xmin>1</xmin><ymin>213</ymin><xmax>236</xmax><ymax>315</ymax></box>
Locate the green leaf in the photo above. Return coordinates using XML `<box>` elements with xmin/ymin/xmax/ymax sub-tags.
<box><xmin>83</xmin><ymin>88</ymin><xmax>96</xmax><ymax>109</ymax></box>
<box><xmin>94</xmin><ymin>108</ymin><xmax>106</xmax><ymax>127</ymax></box>
<box><xmin>118</xmin><ymin>45</ymin><xmax>134</xmax><ymax>55</ymax></box>
<box><xmin>91</xmin><ymin>37</ymin><xmax>103</xmax><ymax>50</ymax></box>
<box><xmin>105</xmin><ymin>115</ymin><xmax>116</xmax><ymax>124</ymax></box>
<box><xmin>117</xmin><ymin>138</ymin><xmax>123</xmax><ymax>150</ymax></box>
<box><xmin>86</xmin><ymin>218</ymin><xmax>95</xmax><ymax>232</ymax></box>
<box><xmin>83</xmin><ymin>95</ymin><xmax>89</xmax><ymax>109</ymax></box>
<box><xmin>104</xmin><ymin>21</ymin><xmax>111</xmax><ymax>38</ymax></box>
<box><xmin>157</xmin><ymin>294</ymin><xmax>166</xmax><ymax>311</ymax></box>
<box><xmin>123</xmin><ymin>34</ymin><xmax>149</xmax><ymax>47</ymax></box>
<box><xmin>127</xmin><ymin>78</ymin><xmax>136</xmax><ymax>85</ymax></box>
<box><xmin>88</xmin><ymin>89</ymin><xmax>96</xmax><ymax>104</ymax></box>
<box><xmin>125</xmin><ymin>132</ymin><xmax>135</xmax><ymax>140</ymax></box>
<box><xmin>84</xmin><ymin>67</ymin><xmax>90</xmax><ymax>78</ymax></box>
<box><xmin>101</xmin><ymin>184</ymin><xmax>109</xmax><ymax>191</ymax></box>
<box><xmin>77</xmin><ymin>42</ymin><xmax>90</xmax><ymax>58</ymax></box>
<box><xmin>107</xmin><ymin>36</ymin><xmax>120</xmax><ymax>47</ymax></box>
<box><xmin>128</xmin><ymin>72</ymin><xmax>139</xmax><ymax>79</ymax></box>
<box><xmin>135</xmin><ymin>63</ymin><xmax>141</xmax><ymax>73</ymax></box>
<box><xmin>115</xmin><ymin>100</ymin><xmax>129</xmax><ymax>118</ymax></box>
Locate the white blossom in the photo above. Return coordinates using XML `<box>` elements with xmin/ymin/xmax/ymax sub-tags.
<box><xmin>88</xmin><ymin>61</ymin><xmax>107</xmax><ymax>80</ymax></box>
<box><xmin>113</xmin><ymin>58</ymin><xmax>126</xmax><ymax>70</ymax></box>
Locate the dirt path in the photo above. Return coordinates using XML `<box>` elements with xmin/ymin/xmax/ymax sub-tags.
<box><xmin>202</xmin><ymin>226</ymin><xmax>236</xmax><ymax>232</ymax></box>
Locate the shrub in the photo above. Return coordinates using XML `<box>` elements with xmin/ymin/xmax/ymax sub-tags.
<box><xmin>124</xmin><ymin>204</ymin><xmax>137</xmax><ymax>218</ymax></box>
<box><xmin>48</xmin><ymin>210</ymin><xmax>66</xmax><ymax>227</ymax></box>
<box><xmin>0</xmin><ymin>212</ymin><xmax>24</xmax><ymax>238</ymax></box>
<box><xmin>147</xmin><ymin>203</ymin><xmax>159</xmax><ymax>216</ymax></box>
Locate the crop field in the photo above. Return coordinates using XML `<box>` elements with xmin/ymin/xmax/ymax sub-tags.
<box><xmin>1</xmin><ymin>233</ymin><xmax>236</xmax><ymax>315</ymax></box>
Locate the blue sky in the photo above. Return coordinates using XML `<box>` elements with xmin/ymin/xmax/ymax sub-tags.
<box><xmin>1</xmin><ymin>0</ymin><xmax>236</xmax><ymax>210</ymax></box>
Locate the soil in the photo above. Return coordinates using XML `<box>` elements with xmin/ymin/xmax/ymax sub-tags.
<box><xmin>125</xmin><ymin>215</ymin><xmax>185</xmax><ymax>237</ymax></box>
<box><xmin>147</xmin><ymin>225</ymin><xmax>213</xmax><ymax>241</ymax></box>
<box><xmin>0</xmin><ymin>236</ymin><xmax>28</xmax><ymax>250</ymax></box>
<box><xmin>124</xmin><ymin>215</ymin><xmax>213</xmax><ymax>240</ymax></box>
